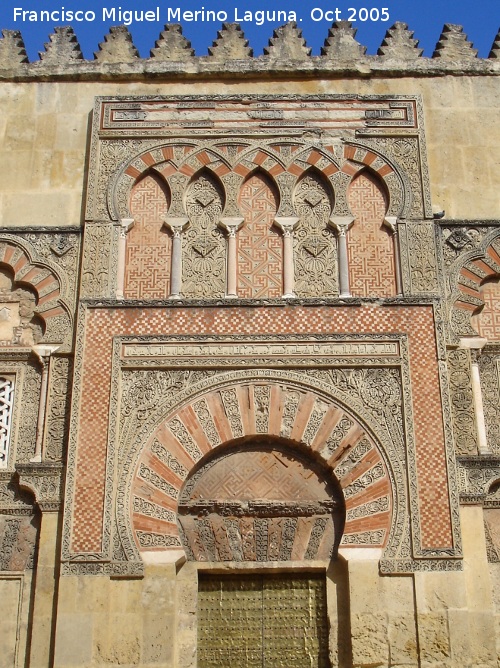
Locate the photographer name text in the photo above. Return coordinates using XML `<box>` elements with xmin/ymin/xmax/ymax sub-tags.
<box><xmin>13</xmin><ymin>6</ymin><xmax>391</xmax><ymax>25</ymax></box>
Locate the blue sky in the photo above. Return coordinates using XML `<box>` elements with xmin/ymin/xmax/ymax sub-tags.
<box><xmin>1</xmin><ymin>0</ymin><xmax>499</xmax><ymax>61</ymax></box>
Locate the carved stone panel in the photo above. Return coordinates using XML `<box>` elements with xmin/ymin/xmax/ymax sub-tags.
<box><xmin>479</xmin><ymin>348</ymin><xmax>500</xmax><ymax>454</ymax></box>
<box><xmin>183</xmin><ymin>173</ymin><xmax>225</xmax><ymax>298</ymax></box>
<box><xmin>293</xmin><ymin>172</ymin><xmax>337</xmax><ymax>297</ymax></box>
<box><xmin>447</xmin><ymin>348</ymin><xmax>477</xmax><ymax>455</ymax></box>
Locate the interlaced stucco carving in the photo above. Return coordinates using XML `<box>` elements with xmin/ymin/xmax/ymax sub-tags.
<box><xmin>342</xmin><ymin>529</ymin><xmax>385</xmax><ymax>545</ymax></box>
<box><xmin>16</xmin><ymin>463</ymin><xmax>64</xmax><ymax>511</ymax></box>
<box><xmin>457</xmin><ymin>457</ymin><xmax>500</xmax><ymax>500</ymax></box>
<box><xmin>293</xmin><ymin>172</ymin><xmax>337</xmax><ymax>297</ymax></box>
<box><xmin>183</xmin><ymin>173</ymin><xmax>225</xmax><ymax>297</ymax></box>
<box><xmin>447</xmin><ymin>348</ymin><xmax>477</xmax><ymax>455</ymax></box>
<box><xmin>479</xmin><ymin>349</ymin><xmax>500</xmax><ymax>454</ymax></box>
<box><xmin>405</xmin><ymin>221</ymin><xmax>439</xmax><ymax>293</ymax></box>
<box><xmin>138</xmin><ymin>463</ymin><xmax>178</xmax><ymax>499</ymax></box>
<box><xmin>80</xmin><ymin>222</ymin><xmax>116</xmax><ymax>298</ymax></box>
<box><xmin>108</xmin><ymin>365</ymin><xmax>412</xmax><ymax>572</ymax></box>
<box><xmin>441</xmin><ymin>226</ymin><xmax>490</xmax><ymax>270</ymax></box>
<box><xmin>253</xmin><ymin>385</ymin><xmax>271</xmax><ymax>434</ymax></box>
<box><xmin>354</xmin><ymin>136</ymin><xmax>424</xmax><ymax>218</ymax></box>
<box><xmin>346</xmin><ymin>496</ymin><xmax>390</xmax><ymax>521</ymax></box>
<box><xmin>150</xmin><ymin>439</ymin><xmax>188</xmax><ymax>478</ymax></box>
<box><xmin>16</xmin><ymin>362</ymin><xmax>40</xmax><ymax>463</ymax></box>
<box><xmin>133</xmin><ymin>496</ymin><xmax>176</xmax><ymax>524</ymax></box>
<box><xmin>192</xmin><ymin>399</ymin><xmax>222</xmax><ymax>446</ymax></box>
<box><xmin>302</xmin><ymin>399</ymin><xmax>328</xmax><ymax>446</ymax></box>
<box><xmin>167</xmin><ymin>417</ymin><xmax>203</xmax><ymax>462</ymax></box>
<box><xmin>220</xmin><ymin>388</ymin><xmax>244</xmax><ymax>438</ymax></box>
<box><xmin>44</xmin><ymin>357</ymin><xmax>73</xmax><ymax>462</ymax></box>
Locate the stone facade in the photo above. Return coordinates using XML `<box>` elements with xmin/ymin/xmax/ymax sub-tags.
<box><xmin>0</xmin><ymin>20</ymin><xmax>499</xmax><ymax>668</ymax></box>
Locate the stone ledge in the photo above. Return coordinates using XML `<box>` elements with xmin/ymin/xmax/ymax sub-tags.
<box><xmin>1</xmin><ymin>22</ymin><xmax>500</xmax><ymax>81</ymax></box>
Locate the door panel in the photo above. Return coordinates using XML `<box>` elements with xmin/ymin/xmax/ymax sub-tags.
<box><xmin>198</xmin><ymin>573</ymin><xmax>329</xmax><ymax>668</ymax></box>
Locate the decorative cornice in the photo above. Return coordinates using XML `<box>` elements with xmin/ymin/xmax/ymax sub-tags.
<box><xmin>0</xmin><ymin>23</ymin><xmax>499</xmax><ymax>81</ymax></box>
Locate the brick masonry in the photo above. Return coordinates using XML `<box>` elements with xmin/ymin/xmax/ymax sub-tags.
<box><xmin>70</xmin><ymin>303</ymin><xmax>452</xmax><ymax>554</ymax></box>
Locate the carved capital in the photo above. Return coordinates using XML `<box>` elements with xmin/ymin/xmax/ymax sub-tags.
<box><xmin>31</xmin><ymin>344</ymin><xmax>60</xmax><ymax>366</ymax></box>
<box><xmin>328</xmin><ymin>216</ymin><xmax>354</xmax><ymax>236</ymax></box>
<box><xmin>458</xmin><ymin>337</ymin><xmax>488</xmax><ymax>351</ymax></box>
<box><xmin>383</xmin><ymin>216</ymin><xmax>398</xmax><ymax>235</ymax></box>
<box><xmin>16</xmin><ymin>462</ymin><xmax>64</xmax><ymax>512</ymax></box>
<box><xmin>218</xmin><ymin>217</ymin><xmax>244</xmax><ymax>238</ymax></box>
<box><xmin>274</xmin><ymin>216</ymin><xmax>300</xmax><ymax>238</ymax></box>
<box><xmin>119</xmin><ymin>217</ymin><xmax>134</xmax><ymax>238</ymax></box>
<box><xmin>163</xmin><ymin>217</ymin><xmax>190</xmax><ymax>238</ymax></box>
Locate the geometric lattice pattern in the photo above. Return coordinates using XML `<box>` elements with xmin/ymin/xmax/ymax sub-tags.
<box><xmin>347</xmin><ymin>170</ymin><xmax>396</xmax><ymax>297</ymax></box>
<box><xmin>237</xmin><ymin>174</ymin><xmax>282</xmax><ymax>298</ymax></box>
<box><xmin>124</xmin><ymin>173</ymin><xmax>171</xmax><ymax>299</ymax></box>
<box><xmin>0</xmin><ymin>376</ymin><xmax>14</xmax><ymax>468</ymax></box>
<box><xmin>471</xmin><ymin>280</ymin><xmax>500</xmax><ymax>341</ymax></box>
<box><xmin>71</xmin><ymin>304</ymin><xmax>451</xmax><ymax>553</ymax></box>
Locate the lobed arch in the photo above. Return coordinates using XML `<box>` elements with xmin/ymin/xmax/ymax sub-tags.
<box><xmin>116</xmin><ymin>371</ymin><xmax>406</xmax><ymax>565</ymax></box>
<box><xmin>109</xmin><ymin>142</ymin><xmax>234</xmax><ymax>221</ymax></box>
<box><xmin>110</xmin><ymin>138</ymin><xmax>410</xmax><ymax>224</ymax></box>
<box><xmin>449</xmin><ymin>232</ymin><xmax>500</xmax><ymax>339</ymax></box>
<box><xmin>0</xmin><ymin>238</ymin><xmax>71</xmax><ymax>344</ymax></box>
<box><xmin>342</xmin><ymin>142</ymin><xmax>410</xmax><ymax>218</ymax></box>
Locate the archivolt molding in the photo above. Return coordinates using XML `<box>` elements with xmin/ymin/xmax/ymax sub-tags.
<box><xmin>447</xmin><ymin>230</ymin><xmax>500</xmax><ymax>340</ymax></box>
<box><xmin>114</xmin><ymin>368</ymin><xmax>408</xmax><ymax>567</ymax></box>
<box><xmin>0</xmin><ymin>236</ymin><xmax>74</xmax><ymax>349</ymax></box>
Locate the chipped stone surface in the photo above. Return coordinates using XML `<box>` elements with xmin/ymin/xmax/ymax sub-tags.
<box><xmin>150</xmin><ymin>23</ymin><xmax>194</xmax><ymax>60</ymax></box>
<box><xmin>378</xmin><ymin>22</ymin><xmax>423</xmax><ymax>60</ymax></box>
<box><xmin>208</xmin><ymin>23</ymin><xmax>253</xmax><ymax>60</ymax></box>
<box><xmin>321</xmin><ymin>21</ymin><xmax>367</xmax><ymax>60</ymax></box>
<box><xmin>0</xmin><ymin>29</ymin><xmax>28</xmax><ymax>69</ymax></box>
<box><xmin>39</xmin><ymin>26</ymin><xmax>83</xmax><ymax>64</ymax></box>
<box><xmin>94</xmin><ymin>25</ymin><xmax>139</xmax><ymax>63</ymax></box>
<box><xmin>433</xmin><ymin>23</ymin><xmax>478</xmax><ymax>60</ymax></box>
<box><xmin>263</xmin><ymin>22</ymin><xmax>312</xmax><ymax>60</ymax></box>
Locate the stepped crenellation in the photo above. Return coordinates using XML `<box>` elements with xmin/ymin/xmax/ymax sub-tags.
<box><xmin>1</xmin><ymin>21</ymin><xmax>500</xmax><ymax>77</ymax></box>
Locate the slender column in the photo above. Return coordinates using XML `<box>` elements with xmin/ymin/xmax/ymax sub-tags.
<box><xmin>218</xmin><ymin>217</ymin><xmax>244</xmax><ymax>298</ymax></box>
<box><xmin>274</xmin><ymin>216</ymin><xmax>299</xmax><ymax>298</ymax></box>
<box><xmin>384</xmin><ymin>216</ymin><xmax>403</xmax><ymax>296</ymax></box>
<box><xmin>31</xmin><ymin>345</ymin><xmax>60</xmax><ymax>463</ymax></box>
<box><xmin>163</xmin><ymin>217</ymin><xmax>189</xmax><ymax>299</ymax></box>
<box><xmin>116</xmin><ymin>218</ymin><xmax>134</xmax><ymax>299</ymax></box>
<box><xmin>459</xmin><ymin>337</ymin><xmax>489</xmax><ymax>454</ymax></box>
<box><xmin>329</xmin><ymin>216</ymin><xmax>354</xmax><ymax>298</ymax></box>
